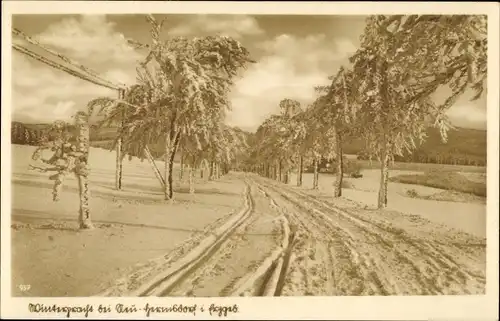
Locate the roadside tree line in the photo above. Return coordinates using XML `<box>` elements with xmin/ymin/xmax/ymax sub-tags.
<box><xmin>243</xmin><ymin>15</ymin><xmax>487</xmax><ymax>209</ymax></box>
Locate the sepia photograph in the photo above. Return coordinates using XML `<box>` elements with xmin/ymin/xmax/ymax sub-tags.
<box><xmin>1</xmin><ymin>1</ymin><xmax>499</xmax><ymax>320</ymax></box>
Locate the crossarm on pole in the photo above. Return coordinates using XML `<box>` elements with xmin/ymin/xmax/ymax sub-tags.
<box><xmin>12</xmin><ymin>27</ymin><xmax>126</xmax><ymax>90</ymax></box>
<box><xmin>13</xmin><ymin>43</ymin><xmax>122</xmax><ymax>91</ymax></box>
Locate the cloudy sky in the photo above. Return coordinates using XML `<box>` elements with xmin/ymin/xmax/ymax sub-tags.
<box><xmin>11</xmin><ymin>14</ymin><xmax>487</xmax><ymax>131</ymax></box>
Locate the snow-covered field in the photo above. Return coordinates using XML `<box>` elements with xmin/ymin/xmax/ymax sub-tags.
<box><xmin>288</xmin><ymin>170</ymin><xmax>486</xmax><ymax>238</ymax></box>
<box><xmin>11</xmin><ymin>145</ymin><xmax>248</xmax><ymax>296</ymax></box>
<box><xmin>9</xmin><ymin>145</ymin><xmax>487</xmax><ymax>297</ymax></box>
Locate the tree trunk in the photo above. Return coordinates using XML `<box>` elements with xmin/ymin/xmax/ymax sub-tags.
<box><xmin>215</xmin><ymin>162</ymin><xmax>220</xmax><ymax>179</ymax></box>
<box><xmin>284</xmin><ymin>168</ymin><xmax>290</xmax><ymax>184</ymax></box>
<box><xmin>189</xmin><ymin>164</ymin><xmax>195</xmax><ymax>194</ymax></box>
<box><xmin>296</xmin><ymin>155</ymin><xmax>303</xmax><ymax>187</ymax></box>
<box><xmin>179</xmin><ymin>153</ymin><xmax>184</xmax><ymax>180</ymax></box>
<box><xmin>333</xmin><ymin>131</ymin><xmax>343</xmax><ymax>197</ymax></box>
<box><xmin>278</xmin><ymin>160</ymin><xmax>282</xmax><ymax>182</ymax></box>
<box><xmin>163</xmin><ymin>132</ymin><xmax>179</xmax><ymax>201</ymax></box>
<box><xmin>209</xmin><ymin>160</ymin><xmax>215</xmax><ymax>180</ymax></box>
<box><xmin>313</xmin><ymin>158</ymin><xmax>319</xmax><ymax>190</ymax></box>
<box><xmin>377</xmin><ymin>151</ymin><xmax>390</xmax><ymax>209</ymax></box>
<box><xmin>163</xmin><ymin>138</ymin><xmax>172</xmax><ymax>200</ymax></box>
<box><xmin>144</xmin><ymin>146</ymin><xmax>165</xmax><ymax>188</ymax></box>
<box><xmin>200</xmin><ymin>166</ymin><xmax>204</xmax><ymax>179</ymax></box>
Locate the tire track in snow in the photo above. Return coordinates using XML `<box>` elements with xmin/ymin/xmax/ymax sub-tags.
<box><xmin>266</xmin><ymin>178</ymin><xmax>485</xmax><ymax>295</ymax></box>
<box><xmin>162</xmin><ymin>179</ymin><xmax>292</xmax><ymax>297</ymax></box>
<box><xmin>253</xmin><ymin>179</ymin><xmax>370</xmax><ymax>296</ymax></box>
<box><xmin>97</xmin><ymin>181</ymin><xmax>256</xmax><ymax>297</ymax></box>
<box><xmin>292</xmin><ymin>187</ymin><xmax>485</xmax><ymax>293</ymax></box>
<box><xmin>96</xmin><ymin>207</ymin><xmax>243</xmax><ymax>297</ymax></box>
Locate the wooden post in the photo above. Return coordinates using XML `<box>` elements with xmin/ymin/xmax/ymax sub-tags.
<box><xmin>115</xmin><ymin>89</ymin><xmax>125</xmax><ymax>190</ymax></box>
<box><xmin>75</xmin><ymin>112</ymin><xmax>93</xmax><ymax>229</ymax></box>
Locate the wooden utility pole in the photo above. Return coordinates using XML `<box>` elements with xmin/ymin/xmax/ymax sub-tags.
<box><xmin>75</xmin><ymin>112</ymin><xmax>94</xmax><ymax>229</ymax></box>
<box><xmin>115</xmin><ymin>89</ymin><xmax>125</xmax><ymax>190</ymax></box>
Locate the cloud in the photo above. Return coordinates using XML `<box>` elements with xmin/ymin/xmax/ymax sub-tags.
<box><xmin>37</xmin><ymin>15</ymin><xmax>142</xmax><ymax>68</ymax></box>
<box><xmin>446</xmin><ymin>104</ymin><xmax>487</xmax><ymax>129</ymax></box>
<box><xmin>434</xmin><ymin>86</ymin><xmax>487</xmax><ymax>129</ymax></box>
<box><xmin>53</xmin><ymin>101</ymin><xmax>77</xmax><ymax>119</ymax></box>
<box><xmin>226</xmin><ymin>34</ymin><xmax>357</xmax><ymax>131</ymax></box>
<box><xmin>12</xmin><ymin>53</ymin><xmax>115</xmax><ymax>123</ymax></box>
<box><xmin>12</xmin><ymin>15</ymin><xmax>141</xmax><ymax>124</ymax></box>
<box><xmin>168</xmin><ymin>14</ymin><xmax>264</xmax><ymax>39</ymax></box>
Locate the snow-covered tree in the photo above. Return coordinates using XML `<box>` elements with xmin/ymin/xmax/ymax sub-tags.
<box><xmin>301</xmin><ymin>100</ymin><xmax>338</xmax><ymax>190</ymax></box>
<box><xmin>87</xmin><ymin>85</ymin><xmax>150</xmax><ymax>190</ymax></box>
<box><xmin>351</xmin><ymin>14</ymin><xmax>487</xmax><ymax>208</ymax></box>
<box><xmin>275</xmin><ymin>99</ymin><xmax>307</xmax><ymax>186</ymax></box>
<box><xmin>127</xmin><ymin>15</ymin><xmax>253</xmax><ymax>200</ymax></box>
<box><xmin>89</xmin><ymin>15</ymin><xmax>253</xmax><ymax>200</ymax></box>
<box><xmin>313</xmin><ymin>67</ymin><xmax>357</xmax><ymax>197</ymax></box>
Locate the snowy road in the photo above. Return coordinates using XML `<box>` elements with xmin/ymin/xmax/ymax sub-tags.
<box><xmin>99</xmin><ymin>173</ymin><xmax>486</xmax><ymax>297</ymax></box>
<box><xmin>253</xmin><ymin>176</ymin><xmax>486</xmax><ymax>295</ymax></box>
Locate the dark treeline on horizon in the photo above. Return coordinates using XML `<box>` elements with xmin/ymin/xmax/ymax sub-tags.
<box><xmin>11</xmin><ymin>120</ymin><xmax>486</xmax><ymax>168</ymax></box>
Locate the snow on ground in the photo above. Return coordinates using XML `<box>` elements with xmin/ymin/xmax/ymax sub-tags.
<box><xmin>460</xmin><ymin>171</ymin><xmax>487</xmax><ymax>184</ymax></box>
<box><xmin>10</xmin><ymin>145</ymin><xmax>247</xmax><ymax>297</ymax></box>
<box><xmin>255</xmin><ymin>176</ymin><xmax>486</xmax><ymax>295</ymax></box>
<box><xmin>164</xmin><ymin>183</ymin><xmax>283</xmax><ymax>297</ymax></box>
<box><xmin>289</xmin><ymin>170</ymin><xmax>486</xmax><ymax>238</ymax></box>
<box><xmin>9</xmin><ymin>145</ymin><xmax>487</xmax><ymax>297</ymax></box>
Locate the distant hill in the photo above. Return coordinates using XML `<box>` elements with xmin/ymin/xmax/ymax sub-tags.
<box><xmin>344</xmin><ymin>126</ymin><xmax>487</xmax><ymax>166</ymax></box>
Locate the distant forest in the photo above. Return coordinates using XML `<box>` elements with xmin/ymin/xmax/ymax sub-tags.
<box><xmin>11</xmin><ymin>121</ymin><xmax>487</xmax><ymax>167</ymax></box>
<box><xmin>345</xmin><ymin>127</ymin><xmax>487</xmax><ymax>166</ymax></box>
